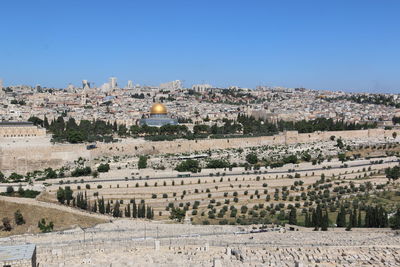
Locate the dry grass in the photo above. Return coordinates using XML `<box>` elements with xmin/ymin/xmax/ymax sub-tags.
<box><xmin>0</xmin><ymin>199</ymin><xmax>106</xmax><ymax>237</ymax></box>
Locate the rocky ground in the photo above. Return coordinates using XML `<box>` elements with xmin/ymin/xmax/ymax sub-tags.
<box><xmin>1</xmin><ymin>219</ymin><xmax>399</xmax><ymax>266</ymax></box>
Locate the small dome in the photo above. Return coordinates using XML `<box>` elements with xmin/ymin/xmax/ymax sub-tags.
<box><xmin>150</xmin><ymin>103</ymin><xmax>167</xmax><ymax>114</ymax></box>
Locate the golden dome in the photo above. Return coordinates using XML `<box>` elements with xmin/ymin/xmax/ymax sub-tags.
<box><xmin>150</xmin><ymin>103</ymin><xmax>167</xmax><ymax>115</ymax></box>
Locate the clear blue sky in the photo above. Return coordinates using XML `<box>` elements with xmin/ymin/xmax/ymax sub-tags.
<box><xmin>0</xmin><ymin>0</ymin><xmax>399</xmax><ymax>93</ymax></box>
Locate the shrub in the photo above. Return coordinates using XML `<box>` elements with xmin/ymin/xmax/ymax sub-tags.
<box><xmin>97</xmin><ymin>163</ymin><xmax>110</xmax><ymax>173</ymax></box>
<box><xmin>38</xmin><ymin>218</ymin><xmax>54</xmax><ymax>233</ymax></box>
<box><xmin>71</xmin><ymin>167</ymin><xmax>92</xmax><ymax>177</ymax></box>
<box><xmin>2</xmin><ymin>217</ymin><xmax>12</xmax><ymax>231</ymax></box>
<box><xmin>6</xmin><ymin>186</ymin><xmax>14</xmax><ymax>194</ymax></box>
<box><xmin>14</xmin><ymin>210</ymin><xmax>25</xmax><ymax>225</ymax></box>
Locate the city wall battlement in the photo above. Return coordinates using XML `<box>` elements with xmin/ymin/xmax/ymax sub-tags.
<box><xmin>0</xmin><ymin>128</ymin><xmax>395</xmax><ymax>174</ymax></box>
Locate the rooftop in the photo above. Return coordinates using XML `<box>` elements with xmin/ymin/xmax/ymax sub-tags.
<box><xmin>0</xmin><ymin>121</ymin><xmax>34</xmax><ymax>127</ymax></box>
<box><xmin>0</xmin><ymin>244</ymin><xmax>36</xmax><ymax>262</ymax></box>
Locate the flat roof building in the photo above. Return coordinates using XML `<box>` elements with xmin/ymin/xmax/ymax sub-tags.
<box><xmin>0</xmin><ymin>244</ymin><xmax>37</xmax><ymax>267</ymax></box>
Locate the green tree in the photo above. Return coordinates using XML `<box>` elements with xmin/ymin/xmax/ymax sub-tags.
<box><xmin>175</xmin><ymin>159</ymin><xmax>201</xmax><ymax>173</ymax></box>
<box><xmin>336</xmin><ymin>138</ymin><xmax>344</xmax><ymax>149</ymax></box>
<box><xmin>169</xmin><ymin>208</ymin><xmax>186</xmax><ymax>222</ymax></box>
<box><xmin>112</xmin><ymin>201</ymin><xmax>121</xmax><ymax>217</ymax></box>
<box><xmin>2</xmin><ymin>217</ymin><xmax>12</xmax><ymax>231</ymax></box>
<box><xmin>98</xmin><ymin>197</ymin><xmax>105</xmax><ymax>214</ymax></box>
<box><xmin>304</xmin><ymin>212</ymin><xmax>310</xmax><ymax>227</ymax></box>
<box><xmin>132</xmin><ymin>199</ymin><xmax>137</xmax><ymax>218</ymax></box>
<box><xmin>336</xmin><ymin>205</ymin><xmax>346</xmax><ymax>227</ymax></box>
<box><xmin>56</xmin><ymin>187</ymin><xmax>65</xmax><ymax>204</ymax></box>
<box><xmin>125</xmin><ymin>204</ymin><xmax>131</xmax><ymax>217</ymax></box>
<box><xmin>390</xmin><ymin>209</ymin><xmax>400</xmax><ymax>230</ymax></box>
<box><xmin>206</xmin><ymin>159</ymin><xmax>230</xmax><ymax>169</ymax></box>
<box><xmin>6</xmin><ymin>186</ymin><xmax>14</xmax><ymax>194</ymax></box>
<box><xmin>246</xmin><ymin>153</ymin><xmax>258</xmax><ymax>164</ymax></box>
<box><xmin>38</xmin><ymin>218</ymin><xmax>54</xmax><ymax>233</ymax></box>
<box><xmin>106</xmin><ymin>201</ymin><xmax>111</xmax><ymax>214</ymax></box>
<box><xmin>385</xmin><ymin>166</ymin><xmax>400</xmax><ymax>180</ymax></box>
<box><xmin>289</xmin><ymin>207</ymin><xmax>297</xmax><ymax>225</ymax></box>
<box><xmin>321</xmin><ymin>209</ymin><xmax>329</xmax><ymax>231</ymax></box>
<box><xmin>97</xmin><ymin>163</ymin><xmax>110</xmax><ymax>173</ymax></box>
<box><xmin>138</xmin><ymin>156</ymin><xmax>148</xmax><ymax>169</ymax></box>
<box><xmin>45</xmin><ymin>168</ymin><xmax>57</xmax><ymax>179</ymax></box>
<box><xmin>14</xmin><ymin>210</ymin><xmax>25</xmax><ymax>225</ymax></box>
<box><xmin>64</xmin><ymin>186</ymin><xmax>73</xmax><ymax>205</ymax></box>
<box><xmin>338</xmin><ymin>153</ymin><xmax>346</xmax><ymax>163</ymax></box>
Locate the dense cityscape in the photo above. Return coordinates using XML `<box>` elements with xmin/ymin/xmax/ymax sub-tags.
<box><xmin>1</xmin><ymin>0</ymin><xmax>400</xmax><ymax>266</ymax></box>
<box><xmin>1</xmin><ymin>77</ymin><xmax>400</xmax><ymax>266</ymax></box>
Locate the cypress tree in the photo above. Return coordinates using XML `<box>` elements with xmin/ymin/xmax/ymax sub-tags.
<box><xmin>391</xmin><ymin>209</ymin><xmax>400</xmax><ymax>230</ymax></box>
<box><xmin>305</xmin><ymin>212</ymin><xmax>310</xmax><ymax>227</ymax></box>
<box><xmin>336</xmin><ymin>205</ymin><xmax>346</xmax><ymax>227</ymax></box>
<box><xmin>44</xmin><ymin>116</ymin><xmax>49</xmax><ymax>128</ymax></box>
<box><xmin>316</xmin><ymin>205</ymin><xmax>323</xmax><ymax>228</ymax></box>
<box><xmin>132</xmin><ymin>199</ymin><xmax>137</xmax><ymax>218</ymax></box>
<box><xmin>289</xmin><ymin>207</ymin><xmax>297</xmax><ymax>225</ymax></box>
<box><xmin>357</xmin><ymin>210</ymin><xmax>362</xmax><ymax>227</ymax></box>
<box><xmin>106</xmin><ymin>201</ymin><xmax>111</xmax><ymax>214</ymax></box>
<box><xmin>383</xmin><ymin>210</ymin><xmax>389</xmax><ymax>227</ymax></box>
<box><xmin>126</xmin><ymin>204</ymin><xmax>131</xmax><ymax>217</ymax></box>
<box><xmin>364</xmin><ymin>206</ymin><xmax>370</xmax><ymax>227</ymax></box>
<box><xmin>146</xmin><ymin>206</ymin><xmax>152</xmax><ymax>219</ymax></box>
<box><xmin>84</xmin><ymin>191</ymin><xmax>88</xmax><ymax>210</ymax></box>
<box><xmin>345</xmin><ymin>221</ymin><xmax>352</xmax><ymax>231</ymax></box>
<box><xmin>137</xmin><ymin>203</ymin><xmax>142</xmax><ymax>218</ymax></box>
<box><xmin>99</xmin><ymin>197</ymin><xmax>105</xmax><ymax>214</ymax></box>
<box><xmin>140</xmin><ymin>203</ymin><xmax>146</xmax><ymax>218</ymax></box>
<box><xmin>113</xmin><ymin>201</ymin><xmax>121</xmax><ymax>217</ymax></box>
<box><xmin>312</xmin><ymin>209</ymin><xmax>318</xmax><ymax>230</ymax></box>
<box><xmin>92</xmin><ymin>201</ymin><xmax>97</xmax><ymax>213</ymax></box>
<box><xmin>351</xmin><ymin>208</ymin><xmax>357</xmax><ymax>227</ymax></box>
<box><xmin>348</xmin><ymin>212</ymin><xmax>354</xmax><ymax>230</ymax></box>
<box><xmin>321</xmin><ymin>209</ymin><xmax>329</xmax><ymax>231</ymax></box>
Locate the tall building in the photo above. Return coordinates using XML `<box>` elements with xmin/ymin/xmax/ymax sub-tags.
<box><xmin>0</xmin><ymin>79</ymin><xmax>4</xmax><ymax>97</ymax></box>
<box><xmin>82</xmin><ymin>80</ymin><xmax>90</xmax><ymax>90</ymax></box>
<box><xmin>127</xmin><ymin>80</ymin><xmax>133</xmax><ymax>89</ymax></box>
<box><xmin>109</xmin><ymin>77</ymin><xmax>117</xmax><ymax>89</ymax></box>
<box><xmin>100</xmin><ymin>83</ymin><xmax>111</xmax><ymax>92</ymax></box>
<box><xmin>159</xmin><ymin>80</ymin><xmax>182</xmax><ymax>90</ymax></box>
<box><xmin>192</xmin><ymin>84</ymin><xmax>212</xmax><ymax>93</ymax></box>
<box><xmin>66</xmin><ymin>83</ymin><xmax>75</xmax><ymax>92</ymax></box>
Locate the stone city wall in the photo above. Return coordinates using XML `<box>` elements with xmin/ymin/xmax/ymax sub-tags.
<box><xmin>0</xmin><ymin>125</ymin><xmax>46</xmax><ymax>138</ymax></box>
<box><xmin>0</xmin><ymin>129</ymin><xmax>395</xmax><ymax>174</ymax></box>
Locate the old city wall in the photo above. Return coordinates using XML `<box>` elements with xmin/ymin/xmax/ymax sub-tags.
<box><xmin>0</xmin><ymin>129</ymin><xmax>396</xmax><ymax>174</ymax></box>
<box><xmin>0</xmin><ymin>143</ymin><xmax>90</xmax><ymax>174</ymax></box>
